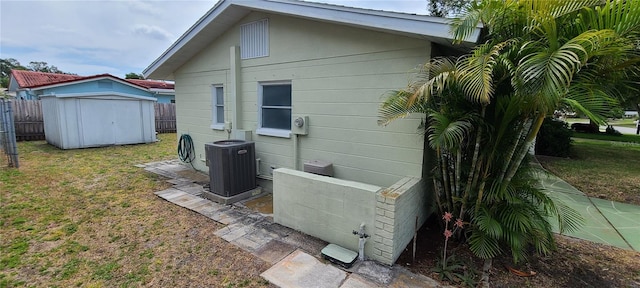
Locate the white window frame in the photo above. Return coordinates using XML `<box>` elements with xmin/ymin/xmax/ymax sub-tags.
<box><xmin>211</xmin><ymin>85</ymin><xmax>224</xmax><ymax>130</ymax></box>
<box><xmin>256</xmin><ymin>81</ymin><xmax>291</xmax><ymax>138</ymax></box>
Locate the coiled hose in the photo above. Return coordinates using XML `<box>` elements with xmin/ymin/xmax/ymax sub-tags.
<box><xmin>178</xmin><ymin>134</ymin><xmax>195</xmax><ymax>167</ymax></box>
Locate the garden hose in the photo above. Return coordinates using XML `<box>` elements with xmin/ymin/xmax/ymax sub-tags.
<box><xmin>177</xmin><ymin>134</ymin><xmax>196</xmax><ymax>167</ymax></box>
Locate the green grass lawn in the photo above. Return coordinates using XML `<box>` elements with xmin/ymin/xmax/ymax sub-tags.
<box><xmin>573</xmin><ymin>132</ymin><xmax>640</xmax><ymax>143</ymax></box>
<box><xmin>538</xmin><ymin>138</ymin><xmax>640</xmax><ymax>205</ymax></box>
<box><xmin>565</xmin><ymin>117</ymin><xmax>638</xmax><ymax>128</ymax></box>
<box><xmin>0</xmin><ymin>134</ymin><xmax>271</xmax><ymax>287</ymax></box>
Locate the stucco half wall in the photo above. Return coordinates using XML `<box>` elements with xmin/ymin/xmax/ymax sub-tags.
<box><xmin>273</xmin><ymin>168</ymin><xmax>431</xmax><ymax>265</ymax></box>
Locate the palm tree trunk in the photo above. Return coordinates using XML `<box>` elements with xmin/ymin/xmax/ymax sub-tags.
<box><xmin>460</xmin><ymin>106</ymin><xmax>486</xmax><ymax>218</ymax></box>
<box><xmin>448</xmin><ymin>154</ymin><xmax>457</xmax><ymax>207</ymax></box>
<box><xmin>496</xmin><ymin>121</ymin><xmax>525</xmax><ymax>183</ymax></box>
<box><xmin>480</xmin><ymin>258</ymin><xmax>493</xmax><ymax>288</ymax></box>
<box><xmin>433</xmin><ymin>178</ymin><xmax>444</xmax><ymax>217</ymax></box>
<box><xmin>455</xmin><ymin>150</ymin><xmax>462</xmax><ymax>199</ymax></box>
<box><xmin>438</xmin><ymin>148</ymin><xmax>453</xmax><ymax>212</ymax></box>
<box><xmin>474</xmin><ymin>179</ymin><xmax>487</xmax><ymax>214</ymax></box>
<box><xmin>503</xmin><ymin>114</ymin><xmax>544</xmax><ymax>186</ymax></box>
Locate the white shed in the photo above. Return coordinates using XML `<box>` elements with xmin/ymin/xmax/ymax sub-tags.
<box><xmin>41</xmin><ymin>92</ymin><xmax>157</xmax><ymax>149</ymax></box>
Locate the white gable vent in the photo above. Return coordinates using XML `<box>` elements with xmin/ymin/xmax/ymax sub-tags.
<box><xmin>240</xmin><ymin>19</ymin><xmax>269</xmax><ymax>59</ymax></box>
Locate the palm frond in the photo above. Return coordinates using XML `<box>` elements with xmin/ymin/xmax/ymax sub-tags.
<box><xmin>580</xmin><ymin>0</ymin><xmax>640</xmax><ymax>36</ymax></box>
<box><xmin>545</xmin><ymin>190</ymin><xmax>585</xmax><ymax>233</ymax></box>
<box><xmin>426</xmin><ymin>111</ymin><xmax>473</xmax><ymax>150</ymax></box>
<box><xmin>547</xmin><ymin>0</ymin><xmax>601</xmax><ymax>19</ymax></box>
<box><xmin>562</xmin><ymin>85</ymin><xmax>617</xmax><ymax>125</ymax></box>
<box><xmin>378</xmin><ymin>90</ymin><xmax>428</xmax><ymax>126</ymax></box>
<box><xmin>450</xmin><ymin>4</ymin><xmax>484</xmax><ymax>44</ymax></box>
<box><xmin>475</xmin><ymin>207</ymin><xmax>503</xmax><ymax>238</ymax></box>
<box><xmin>468</xmin><ymin>229</ymin><xmax>502</xmax><ymax>259</ymax></box>
<box><xmin>459</xmin><ymin>40</ymin><xmax>516</xmax><ymax>104</ymax></box>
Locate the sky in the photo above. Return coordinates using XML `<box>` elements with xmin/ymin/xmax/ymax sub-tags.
<box><xmin>0</xmin><ymin>0</ymin><xmax>430</xmax><ymax>79</ymax></box>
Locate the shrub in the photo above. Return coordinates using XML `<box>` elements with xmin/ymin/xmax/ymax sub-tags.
<box><xmin>536</xmin><ymin>117</ymin><xmax>573</xmax><ymax>157</ymax></box>
<box><xmin>605</xmin><ymin>125</ymin><xmax>622</xmax><ymax>136</ymax></box>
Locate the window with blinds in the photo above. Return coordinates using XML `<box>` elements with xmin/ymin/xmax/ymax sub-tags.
<box><xmin>240</xmin><ymin>19</ymin><xmax>269</xmax><ymax>59</ymax></box>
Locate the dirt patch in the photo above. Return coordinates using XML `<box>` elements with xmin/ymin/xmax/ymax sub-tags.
<box><xmin>397</xmin><ymin>218</ymin><xmax>640</xmax><ymax>287</ymax></box>
<box><xmin>243</xmin><ymin>194</ymin><xmax>274</xmax><ymax>215</ymax></box>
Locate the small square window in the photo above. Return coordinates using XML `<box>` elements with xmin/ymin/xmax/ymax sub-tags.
<box><xmin>211</xmin><ymin>85</ymin><xmax>224</xmax><ymax>130</ymax></box>
<box><xmin>257</xmin><ymin>82</ymin><xmax>291</xmax><ymax>138</ymax></box>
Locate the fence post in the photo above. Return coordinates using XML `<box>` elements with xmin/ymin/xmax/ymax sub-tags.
<box><xmin>0</xmin><ymin>99</ymin><xmax>19</xmax><ymax>168</ymax></box>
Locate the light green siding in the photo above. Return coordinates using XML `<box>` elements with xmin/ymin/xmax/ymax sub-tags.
<box><xmin>174</xmin><ymin>12</ymin><xmax>429</xmax><ymax>187</ymax></box>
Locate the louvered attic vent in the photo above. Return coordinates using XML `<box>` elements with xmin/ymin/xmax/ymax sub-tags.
<box><xmin>240</xmin><ymin>19</ymin><xmax>269</xmax><ymax>59</ymax></box>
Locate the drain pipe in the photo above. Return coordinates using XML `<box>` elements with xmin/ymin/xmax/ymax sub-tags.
<box><xmin>292</xmin><ymin>133</ymin><xmax>299</xmax><ymax>170</ymax></box>
<box><xmin>352</xmin><ymin>223</ymin><xmax>369</xmax><ymax>261</ymax></box>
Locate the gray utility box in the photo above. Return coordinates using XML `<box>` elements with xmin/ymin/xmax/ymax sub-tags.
<box><xmin>303</xmin><ymin>160</ymin><xmax>334</xmax><ymax>177</ymax></box>
<box><xmin>205</xmin><ymin>140</ymin><xmax>257</xmax><ymax>197</ymax></box>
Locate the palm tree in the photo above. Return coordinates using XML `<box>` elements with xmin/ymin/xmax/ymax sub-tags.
<box><xmin>380</xmin><ymin>0</ymin><xmax>640</xmax><ymax>285</ymax></box>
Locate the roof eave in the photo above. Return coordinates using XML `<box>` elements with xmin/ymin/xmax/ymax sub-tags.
<box><xmin>30</xmin><ymin>75</ymin><xmax>150</xmax><ymax>91</ymax></box>
<box><xmin>143</xmin><ymin>0</ymin><xmax>481</xmax><ymax>80</ymax></box>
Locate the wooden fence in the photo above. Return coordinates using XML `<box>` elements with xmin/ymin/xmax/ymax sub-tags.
<box><xmin>11</xmin><ymin>100</ymin><xmax>177</xmax><ymax>141</ymax></box>
<box><xmin>155</xmin><ymin>102</ymin><xmax>177</xmax><ymax>133</ymax></box>
<box><xmin>13</xmin><ymin>100</ymin><xmax>45</xmax><ymax>141</ymax></box>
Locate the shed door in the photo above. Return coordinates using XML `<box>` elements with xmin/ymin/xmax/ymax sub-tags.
<box><xmin>78</xmin><ymin>99</ymin><xmax>145</xmax><ymax>146</ymax></box>
<box><xmin>79</xmin><ymin>99</ymin><xmax>116</xmax><ymax>146</ymax></box>
<box><xmin>113</xmin><ymin>100</ymin><xmax>143</xmax><ymax>144</ymax></box>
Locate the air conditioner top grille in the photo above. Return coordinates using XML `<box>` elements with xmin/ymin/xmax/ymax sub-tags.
<box><xmin>214</xmin><ymin>140</ymin><xmax>247</xmax><ymax>146</ymax></box>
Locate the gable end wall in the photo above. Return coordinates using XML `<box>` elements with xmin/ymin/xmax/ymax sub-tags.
<box><xmin>174</xmin><ymin>12</ymin><xmax>429</xmax><ymax>187</ymax></box>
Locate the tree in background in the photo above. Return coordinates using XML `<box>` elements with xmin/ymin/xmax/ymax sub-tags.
<box><xmin>1</xmin><ymin>58</ymin><xmax>74</xmax><ymax>88</ymax></box>
<box><xmin>125</xmin><ymin>73</ymin><xmax>145</xmax><ymax>79</ymax></box>
<box><xmin>427</xmin><ymin>0</ymin><xmax>469</xmax><ymax>17</ymax></box>
<box><xmin>26</xmin><ymin>61</ymin><xmax>64</xmax><ymax>74</ymax></box>
<box><xmin>0</xmin><ymin>58</ymin><xmax>27</xmax><ymax>87</ymax></box>
<box><xmin>380</xmin><ymin>0</ymin><xmax>639</xmax><ymax>286</ymax></box>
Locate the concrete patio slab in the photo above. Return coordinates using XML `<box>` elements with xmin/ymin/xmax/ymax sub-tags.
<box><xmin>173</xmin><ymin>183</ymin><xmax>205</xmax><ymax>196</ymax></box>
<box><xmin>340</xmin><ymin>274</ymin><xmax>382</xmax><ymax>288</ymax></box>
<box><xmin>253</xmin><ymin>240</ymin><xmax>297</xmax><ymax>264</ymax></box>
<box><xmin>154</xmin><ymin>188</ymin><xmax>183</xmax><ymax>198</ymax></box>
<box><xmin>350</xmin><ymin>260</ymin><xmax>393</xmax><ymax>285</ymax></box>
<box><xmin>261</xmin><ymin>249</ymin><xmax>347</xmax><ymax>288</ymax></box>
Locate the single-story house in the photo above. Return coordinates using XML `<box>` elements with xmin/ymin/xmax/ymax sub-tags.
<box><xmin>127</xmin><ymin>79</ymin><xmax>176</xmax><ymax>103</ymax></box>
<box><xmin>8</xmin><ymin>70</ymin><xmax>175</xmax><ymax>103</ymax></box>
<box><xmin>8</xmin><ymin>71</ymin><xmax>81</xmax><ymax>100</ymax></box>
<box><xmin>144</xmin><ymin>0</ymin><xmax>480</xmax><ymax>265</ymax></box>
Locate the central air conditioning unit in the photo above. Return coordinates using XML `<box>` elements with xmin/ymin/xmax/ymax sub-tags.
<box><xmin>205</xmin><ymin>140</ymin><xmax>257</xmax><ymax>197</ymax></box>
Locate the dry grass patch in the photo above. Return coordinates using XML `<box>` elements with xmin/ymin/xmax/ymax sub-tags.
<box><xmin>1</xmin><ymin>134</ymin><xmax>273</xmax><ymax>287</ymax></box>
<box><xmin>538</xmin><ymin>138</ymin><xmax>640</xmax><ymax>205</ymax></box>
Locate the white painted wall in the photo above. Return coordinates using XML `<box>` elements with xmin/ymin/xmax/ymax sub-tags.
<box><xmin>274</xmin><ymin>168</ymin><xmax>429</xmax><ymax>265</ymax></box>
<box><xmin>274</xmin><ymin>168</ymin><xmax>379</xmax><ymax>258</ymax></box>
<box><xmin>174</xmin><ymin>12</ymin><xmax>429</xmax><ymax>187</ymax></box>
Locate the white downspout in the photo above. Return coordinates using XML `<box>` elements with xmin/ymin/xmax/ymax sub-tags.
<box><xmin>293</xmin><ymin>133</ymin><xmax>299</xmax><ymax>170</ymax></box>
<box><xmin>229</xmin><ymin>46</ymin><xmax>241</xmax><ymax>133</ymax></box>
